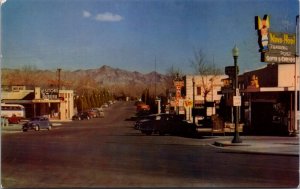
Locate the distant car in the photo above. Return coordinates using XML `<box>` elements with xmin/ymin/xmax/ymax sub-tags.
<box><xmin>102</xmin><ymin>103</ymin><xmax>109</xmax><ymax>108</ymax></box>
<box><xmin>94</xmin><ymin>108</ymin><xmax>105</xmax><ymax>118</ymax></box>
<box><xmin>22</xmin><ymin>116</ymin><xmax>52</xmax><ymax>132</ymax></box>
<box><xmin>90</xmin><ymin>108</ymin><xmax>105</xmax><ymax>118</ymax></box>
<box><xmin>72</xmin><ymin>112</ymin><xmax>91</xmax><ymax>120</ymax></box>
<box><xmin>87</xmin><ymin>110</ymin><xmax>97</xmax><ymax>118</ymax></box>
<box><xmin>138</xmin><ymin>114</ymin><xmax>196</xmax><ymax>136</ymax></box>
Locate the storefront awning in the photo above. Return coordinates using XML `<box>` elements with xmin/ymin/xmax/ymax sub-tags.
<box><xmin>2</xmin><ymin>99</ymin><xmax>61</xmax><ymax>104</ymax></box>
<box><xmin>241</xmin><ymin>86</ymin><xmax>295</xmax><ymax>93</ymax></box>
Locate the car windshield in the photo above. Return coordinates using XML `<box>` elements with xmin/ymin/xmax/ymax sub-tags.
<box><xmin>30</xmin><ymin>117</ymin><xmax>43</xmax><ymax>121</ymax></box>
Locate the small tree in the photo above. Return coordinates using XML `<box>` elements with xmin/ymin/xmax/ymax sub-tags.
<box><xmin>190</xmin><ymin>49</ymin><xmax>222</xmax><ymax>103</ymax></box>
<box><xmin>165</xmin><ymin>65</ymin><xmax>184</xmax><ymax>88</ymax></box>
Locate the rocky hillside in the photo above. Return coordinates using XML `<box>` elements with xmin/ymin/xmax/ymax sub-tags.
<box><xmin>2</xmin><ymin>65</ymin><xmax>172</xmax><ymax>97</ymax></box>
<box><xmin>73</xmin><ymin>65</ymin><xmax>169</xmax><ymax>85</ymax></box>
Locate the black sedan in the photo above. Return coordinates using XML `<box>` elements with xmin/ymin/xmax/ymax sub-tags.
<box><xmin>138</xmin><ymin>114</ymin><xmax>196</xmax><ymax>136</ymax></box>
<box><xmin>72</xmin><ymin>112</ymin><xmax>91</xmax><ymax>121</ymax></box>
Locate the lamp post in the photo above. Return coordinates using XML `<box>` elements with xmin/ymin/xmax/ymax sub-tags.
<box><xmin>232</xmin><ymin>45</ymin><xmax>242</xmax><ymax>143</ymax></box>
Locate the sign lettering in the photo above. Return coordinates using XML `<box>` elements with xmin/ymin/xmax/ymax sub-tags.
<box><xmin>269</xmin><ymin>32</ymin><xmax>296</xmax><ymax>46</ymax></box>
<box><xmin>41</xmin><ymin>88</ymin><xmax>59</xmax><ymax>100</ymax></box>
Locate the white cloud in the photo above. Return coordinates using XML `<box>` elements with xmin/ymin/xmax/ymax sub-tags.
<box><xmin>95</xmin><ymin>12</ymin><xmax>123</xmax><ymax>22</ymax></box>
<box><xmin>1</xmin><ymin>0</ymin><xmax>7</xmax><ymax>5</ymax></box>
<box><xmin>83</xmin><ymin>10</ymin><xmax>91</xmax><ymax>18</ymax></box>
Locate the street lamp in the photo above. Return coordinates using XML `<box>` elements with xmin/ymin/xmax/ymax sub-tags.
<box><xmin>232</xmin><ymin>45</ymin><xmax>242</xmax><ymax>143</ymax></box>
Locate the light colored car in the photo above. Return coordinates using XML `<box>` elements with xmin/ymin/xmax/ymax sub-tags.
<box><xmin>102</xmin><ymin>103</ymin><xmax>109</xmax><ymax>108</ymax></box>
<box><xmin>98</xmin><ymin>109</ymin><xmax>104</xmax><ymax>117</ymax></box>
<box><xmin>91</xmin><ymin>108</ymin><xmax>104</xmax><ymax>118</ymax></box>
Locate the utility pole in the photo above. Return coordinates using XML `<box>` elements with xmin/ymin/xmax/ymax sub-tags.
<box><xmin>155</xmin><ymin>57</ymin><xmax>157</xmax><ymax>99</ymax></box>
<box><xmin>57</xmin><ymin>68</ymin><xmax>62</xmax><ymax>90</ymax></box>
<box><xmin>293</xmin><ymin>15</ymin><xmax>299</xmax><ymax>135</ymax></box>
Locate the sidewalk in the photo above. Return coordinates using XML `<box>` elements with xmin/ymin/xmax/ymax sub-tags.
<box><xmin>212</xmin><ymin>136</ymin><xmax>299</xmax><ymax>156</ymax></box>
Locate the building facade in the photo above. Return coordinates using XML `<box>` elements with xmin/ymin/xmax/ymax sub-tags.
<box><xmin>1</xmin><ymin>86</ymin><xmax>74</xmax><ymax>121</ymax></box>
<box><xmin>240</xmin><ymin>62</ymin><xmax>299</xmax><ymax>135</ymax></box>
<box><xmin>168</xmin><ymin>75</ymin><xmax>226</xmax><ymax>124</ymax></box>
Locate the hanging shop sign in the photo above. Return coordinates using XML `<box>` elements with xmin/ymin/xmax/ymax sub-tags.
<box><xmin>255</xmin><ymin>15</ymin><xmax>296</xmax><ymax>64</ymax></box>
<box><xmin>173</xmin><ymin>80</ymin><xmax>184</xmax><ymax>99</ymax></box>
<box><xmin>261</xmin><ymin>32</ymin><xmax>296</xmax><ymax>63</ymax></box>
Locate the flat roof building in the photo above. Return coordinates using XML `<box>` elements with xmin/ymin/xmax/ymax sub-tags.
<box><xmin>1</xmin><ymin>86</ymin><xmax>74</xmax><ymax>121</ymax></box>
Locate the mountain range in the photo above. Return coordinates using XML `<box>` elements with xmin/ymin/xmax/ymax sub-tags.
<box><xmin>2</xmin><ymin>65</ymin><xmax>172</xmax><ymax>96</ymax></box>
<box><xmin>73</xmin><ymin>65</ymin><xmax>170</xmax><ymax>85</ymax></box>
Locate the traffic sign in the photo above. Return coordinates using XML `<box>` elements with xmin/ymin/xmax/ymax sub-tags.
<box><xmin>225</xmin><ymin>66</ymin><xmax>239</xmax><ymax>77</ymax></box>
<box><xmin>233</xmin><ymin>96</ymin><xmax>241</xmax><ymax>106</ymax></box>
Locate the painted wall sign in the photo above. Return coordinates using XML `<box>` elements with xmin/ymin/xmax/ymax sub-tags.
<box><xmin>41</xmin><ymin>88</ymin><xmax>59</xmax><ymax>100</ymax></box>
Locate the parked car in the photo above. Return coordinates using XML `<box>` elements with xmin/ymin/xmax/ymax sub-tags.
<box><xmin>138</xmin><ymin>114</ymin><xmax>196</xmax><ymax>136</ymax></box>
<box><xmin>91</xmin><ymin>108</ymin><xmax>105</xmax><ymax>118</ymax></box>
<box><xmin>22</xmin><ymin>116</ymin><xmax>52</xmax><ymax>132</ymax></box>
<box><xmin>87</xmin><ymin>109</ymin><xmax>97</xmax><ymax>118</ymax></box>
<box><xmin>95</xmin><ymin>108</ymin><xmax>105</xmax><ymax>118</ymax></box>
<box><xmin>134</xmin><ymin>114</ymin><xmax>158</xmax><ymax>130</ymax></box>
<box><xmin>7</xmin><ymin>114</ymin><xmax>22</xmax><ymax>124</ymax></box>
<box><xmin>102</xmin><ymin>103</ymin><xmax>109</xmax><ymax>108</ymax></box>
<box><xmin>72</xmin><ymin>112</ymin><xmax>91</xmax><ymax>120</ymax></box>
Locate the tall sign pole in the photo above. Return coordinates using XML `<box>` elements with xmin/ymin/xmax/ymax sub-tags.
<box><xmin>294</xmin><ymin>15</ymin><xmax>299</xmax><ymax>134</ymax></box>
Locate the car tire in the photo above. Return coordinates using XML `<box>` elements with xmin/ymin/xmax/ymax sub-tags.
<box><xmin>145</xmin><ymin>131</ymin><xmax>152</xmax><ymax>135</ymax></box>
<box><xmin>23</xmin><ymin>129</ymin><xmax>27</xmax><ymax>132</ymax></box>
<box><xmin>34</xmin><ymin>125</ymin><xmax>40</xmax><ymax>131</ymax></box>
<box><xmin>159</xmin><ymin>131</ymin><xmax>165</xmax><ymax>136</ymax></box>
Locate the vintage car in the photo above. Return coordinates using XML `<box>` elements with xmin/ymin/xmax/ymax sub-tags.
<box><xmin>138</xmin><ymin>114</ymin><xmax>196</xmax><ymax>136</ymax></box>
<box><xmin>22</xmin><ymin>116</ymin><xmax>52</xmax><ymax>132</ymax></box>
<box><xmin>72</xmin><ymin>112</ymin><xmax>91</xmax><ymax>120</ymax></box>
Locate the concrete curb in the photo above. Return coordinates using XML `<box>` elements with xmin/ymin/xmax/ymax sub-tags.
<box><xmin>211</xmin><ymin>141</ymin><xmax>299</xmax><ymax>157</ymax></box>
<box><xmin>213</xmin><ymin>141</ymin><xmax>251</xmax><ymax>147</ymax></box>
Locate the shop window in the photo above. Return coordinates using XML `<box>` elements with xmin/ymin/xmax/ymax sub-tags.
<box><xmin>197</xmin><ymin>86</ymin><xmax>201</xmax><ymax>95</ymax></box>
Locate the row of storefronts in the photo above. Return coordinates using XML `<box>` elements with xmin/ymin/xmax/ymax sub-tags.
<box><xmin>167</xmin><ymin>14</ymin><xmax>299</xmax><ymax>135</ymax></box>
<box><xmin>1</xmin><ymin>86</ymin><xmax>74</xmax><ymax>121</ymax></box>
<box><xmin>168</xmin><ymin>61</ymin><xmax>299</xmax><ymax>135</ymax></box>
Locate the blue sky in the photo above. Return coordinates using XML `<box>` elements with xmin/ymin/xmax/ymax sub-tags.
<box><xmin>1</xmin><ymin>0</ymin><xmax>299</xmax><ymax>74</ymax></box>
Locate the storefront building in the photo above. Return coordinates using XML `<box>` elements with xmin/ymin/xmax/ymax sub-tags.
<box><xmin>167</xmin><ymin>75</ymin><xmax>226</xmax><ymax>124</ymax></box>
<box><xmin>1</xmin><ymin>86</ymin><xmax>74</xmax><ymax>121</ymax></box>
<box><xmin>241</xmin><ymin>63</ymin><xmax>299</xmax><ymax>135</ymax></box>
<box><xmin>184</xmin><ymin>75</ymin><xmax>227</xmax><ymax>124</ymax></box>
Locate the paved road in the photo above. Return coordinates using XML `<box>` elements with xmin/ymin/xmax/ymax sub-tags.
<box><xmin>2</xmin><ymin>101</ymin><xmax>299</xmax><ymax>188</ymax></box>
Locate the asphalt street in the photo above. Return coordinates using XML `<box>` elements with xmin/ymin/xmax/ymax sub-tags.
<box><xmin>1</xmin><ymin>101</ymin><xmax>299</xmax><ymax>188</ymax></box>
